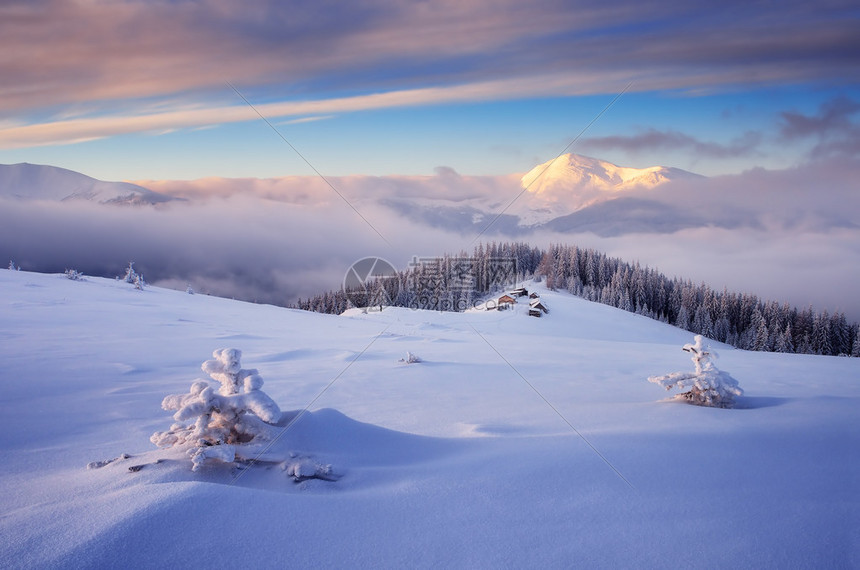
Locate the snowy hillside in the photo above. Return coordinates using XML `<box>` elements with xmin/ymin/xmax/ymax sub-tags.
<box><xmin>1</xmin><ymin>270</ymin><xmax>858</xmax><ymax>568</ymax></box>
<box><xmin>0</xmin><ymin>163</ymin><xmax>174</xmax><ymax>204</ymax></box>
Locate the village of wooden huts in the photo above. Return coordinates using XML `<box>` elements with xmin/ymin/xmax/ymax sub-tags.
<box><xmin>492</xmin><ymin>287</ymin><xmax>548</xmax><ymax>317</ymax></box>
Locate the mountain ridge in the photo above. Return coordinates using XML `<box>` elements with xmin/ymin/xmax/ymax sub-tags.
<box><xmin>515</xmin><ymin>153</ymin><xmax>703</xmax><ymax>225</ymax></box>
<box><xmin>522</xmin><ymin>153</ymin><xmax>699</xmax><ymax>193</ymax></box>
<box><xmin>0</xmin><ymin>162</ymin><xmax>174</xmax><ymax>205</ymax></box>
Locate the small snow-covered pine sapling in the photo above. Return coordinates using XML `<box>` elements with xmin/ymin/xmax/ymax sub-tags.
<box><xmin>65</xmin><ymin>268</ymin><xmax>83</xmax><ymax>280</ymax></box>
<box><xmin>122</xmin><ymin>261</ymin><xmax>138</xmax><ymax>283</ymax></box>
<box><xmin>8</xmin><ymin>260</ymin><xmax>16</xmax><ymax>271</ymax></box>
<box><xmin>648</xmin><ymin>335</ymin><xmax>743</xmax><ymax>408</ymax></box>
<box><xmin>399</xmin><ymin>351</ymin><xmax>422</xmax><ymax>364</ymax></box>
<box><xmin>121</xmin><ymin>261</ymin><xmax>146</xmax><ymax>289</ymax></box>
<box><xmin>150</xmin><ymin>348</ymin><xmax>282</xmax><ymax>471</ymax></box>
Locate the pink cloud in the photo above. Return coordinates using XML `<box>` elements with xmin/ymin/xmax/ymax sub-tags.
<box><xmin>2</xmin><ymin>0</ymin><xmax>858</xmax><ymax>150</ymax></box>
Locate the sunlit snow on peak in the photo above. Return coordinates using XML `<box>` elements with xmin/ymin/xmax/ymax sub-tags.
<box><xmin>515</xmin><ymin>153</ymin><xmax>701</xmax><ymax>225</ymax></box>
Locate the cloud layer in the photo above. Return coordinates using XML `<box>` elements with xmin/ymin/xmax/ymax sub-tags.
<box><xmin>582</xmin><ymin>129</ymin><xmax>763</xmax><ymax>159</ymax></box>
<box><xmin>2</xmin><ymin>0</ymin><xmax>859</xmax><ymax>148</ymax></box>
<box><xmin>3</xmin><ymin>156</ymin><xmax>858</xmax><ymax>321</ymax></box>
<box><xmin>0</xmin><ymin>192</ymin><xmax>469</xmax><ymax>307</ymax></box>
<box><xmin>779</xmin><ymin>96</ymin><xmax>860</xmax><ymax>159</ymax></box>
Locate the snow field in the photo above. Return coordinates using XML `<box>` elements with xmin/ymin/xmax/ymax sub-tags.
<box><xmin>0</xmin><ymin>269</ymin><xmax>857</xmax><ymax>568</ymax></box>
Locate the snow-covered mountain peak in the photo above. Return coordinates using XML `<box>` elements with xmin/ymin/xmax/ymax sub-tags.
<box><xmin>514</xmin><ymin>154</ymin><xmax>700</xmax><ymax>225</ymax></box>
<box><xmin>0</xmin><ymin>162</ymin><xmax>174</xmax><ymax>205</ymax></box>
<box><xmin>521</xmin><ymin>153</ymin><xmax>692</xmax><ymax>197</ymax></box>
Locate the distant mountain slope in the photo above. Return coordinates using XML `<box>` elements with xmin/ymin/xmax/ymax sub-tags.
<box><xmin>515</xmin><ymin>153</ymin><xmax>703</xmax><ymax>225</ymax></box>
<box><xmin>522</xmin><ymin>153</ymin><xmax>699</xmax><ymax>195</ymax></box>
<box><xmin>0</xmin><ymin>163</ymin><xmax>174</xmax><ymax>204</ymax></box>
<box><xmin>367</xmin><ymin>154</ymin><xmax>704</xmax><ymax>230</ymax></box>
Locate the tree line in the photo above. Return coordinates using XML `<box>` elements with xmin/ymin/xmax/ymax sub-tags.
<box><xmin>293</xmin><ymin>241</ymin><xmax>860</xmax><ymax>357</ymax></box>
<box><xmin>537</xmin><ymin>243</ymin><xmax>858</xmax><ymax>356</ymax></box>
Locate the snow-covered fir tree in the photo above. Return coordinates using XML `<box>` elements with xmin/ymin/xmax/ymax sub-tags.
<box><xmin>399</xmin><ymin>351</ymin><xmax>421</xmax><ymax>364</ymax></box>
<box><xmin>120</xmin><ymin>261</ymin><xmax>146</xmax><ymax>290</ymax></box>
<box><xmin>812</xmin><ymin>312</ymin><xmax>832</xmax><ymax>355</ymax></box>
<box><xmin>851</xmin><ymin>325</ymin><xmax>860</xmax><ymax>357</ymax></box>
<box><xmin>775</xmin><ymin>323</ymin><xmax>795</xmax><ymax>353</ymax></box>
<box><xmin>751</xmin><ymin>309</ymin><xmax>770</xmax><ymax>352</ymax></box>
<box><xmin>675</xmin><ymin>306</ymin><xmax>691</xmax><ymax>331</ymax></box>
<box><xmin>648</xmin><ymin>335</ymin><xmax>744</xmax><ymax>408</ymax></box>
<box><xmin>693</xmin><ymin>305</ymin><xmax>714</xmax><ymax>339</ymax></box>
<box><xmin>713</xmin><ymin>317</ymin><xmax>731</xmax><ymax>344</ymax></box>
<box><xmin>151</xmin><ymin>348</ymin><xmax>282</xmax><ymax>471</ymax></box>
<box><xmin>122</xmin><ymin>261</ymin><xmax>138</xmax><ymax>283</ymax></box>
<box><xmin>829</xmin><ymin>312</ymin><xmax>851</xmax><ymax>355</ymax></box>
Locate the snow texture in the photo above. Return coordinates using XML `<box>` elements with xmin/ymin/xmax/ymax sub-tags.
<box><xmin>0</xmin><ymin>270</ymin><xmax>857</xmax><ymax>568</ymax></box>
<box><xmin>648</xmin><ymin>335</ymin><xmax>743</xmax><ymax>407</ymax></box>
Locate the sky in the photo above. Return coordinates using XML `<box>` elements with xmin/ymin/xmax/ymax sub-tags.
<box><xmin>1</xmin><ymin>0</ymin><xmax>859</xmax><ymax>181</ymax></box>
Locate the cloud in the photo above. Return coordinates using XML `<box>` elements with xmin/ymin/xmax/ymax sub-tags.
<box><xmin>0</xmin><ymin>77</ymin><xmax>627</xmax><ymax>149</ymax></box>
<box><xmin>276</xmin><ymin>116</ymin><xmax>335</xmax><ymax>126</ymax></box>
<box><xmin>1</xmin><ymin>196</ymin><xmax>353</xmax><ymax>304</ymax></box>
<box><xmin>0</xmin><ymin>192</ymin><xmax>471</xmax><ymax>307</ymax></box>
<box><xmin>2</xmin><ymin>0</ymin><xmax>859</xmax><ymax>148</ymax></box>
<box><xmin>138</xmin><ymin>169</ymin><xmax>521</xmax><ymax>204</ymax></box>
<box><xmin>780</xmin><ymin>97</ymin><xmax>860</xmax><ymax>138</ymax></box>
<box><xmin>581</xmin><ymin>129</ymin><xmax>762</xmax><ymax>159</ymax></box>
<box><xmin>2</xmin><ymin>157</ymin><xmax>858</xmax><ymax>322</ymax></box>
<box><xmin>529</xmin><ymin>157</ymin><xmax>860</xmax><ymax>318</ymax></box>
<box><xmin>537</xmin><ymin>156</ymin><xmax>860</xmax><ymax>235</ymax></box>
<box><xmin>779</xmin><ymin>96</ymin><xmax>860</xmax><ymax>159</ymax></box>
<box><xmin>568</xmin><ymin>225</ymin><xmax>860</xmax><ymax>322</ymax></box>
<box><xmin>0</xmin><ymin>0</ymin><xmax>617</xmax><ymax>117</ymax></box>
